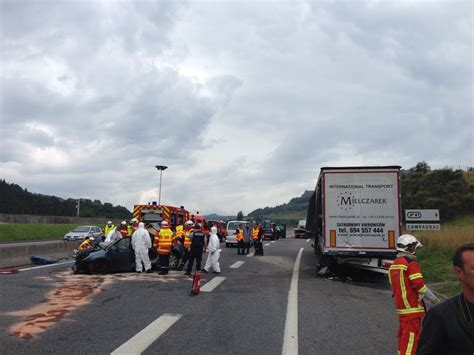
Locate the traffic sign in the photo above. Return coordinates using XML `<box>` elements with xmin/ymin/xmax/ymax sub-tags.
<box><xmin>405</xmin><ymin>209</ymin><xmax>440</xmax><ymax>221</ymax></box>
<box><xmin>406</xmin><ymin>223</ymin><xmax>441</xmax><ymax>231</ymax></box>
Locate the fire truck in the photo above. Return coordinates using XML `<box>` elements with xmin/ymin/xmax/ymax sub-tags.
<box><xmin>132</xmin><ymin>203</ymin><xmax>189</xmax><ymax>230</ymax></box>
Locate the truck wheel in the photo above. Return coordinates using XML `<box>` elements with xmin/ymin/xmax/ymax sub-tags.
<box><xmin>89</xmin><ymin>260</ymin><xmax>110</xmax><ymax>274</ymax></box>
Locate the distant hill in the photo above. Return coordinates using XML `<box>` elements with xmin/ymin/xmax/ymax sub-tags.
<box><xmin>0</xmin><ymin>180</ymin><xmax>132</xmax><ymax>219</ymax></box>
<box><xmin>247</xmin><ymin>190</ymin><xmax>312</xmax><ymax>225</ymax></box>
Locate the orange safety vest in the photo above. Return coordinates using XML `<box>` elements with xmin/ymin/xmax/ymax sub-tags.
<box><xmin>236</xmin><ymin>229</ymin><xmax>243</xmax><ymax>241</ymax></box>
<box><xmin>388</xmin><ymin>255</ymin><xmax>427</xmax><ymax>319</ymax></box>
<box><xmin>120</xmin><ymin>228</ymin><xmax>128</xmax><ymax>238</ymax></box>
<box><xmin>175</xmin><ymin>225</ymin><xmax>184</xmax><ymax>239</ymax></box>
<box><xmin>252</xmin><ymin>227</ymin><xmax>259</xmax><ymax>240</ymax></box>
<box><xmin>155</xmin><ymin>227</ymin><xmax>174</xmax><ymax>255</ymax></box>
<box><xmin>183</xmin><ymin>228</ymin><xmax>194</xmax><ymax>249</ymax></box>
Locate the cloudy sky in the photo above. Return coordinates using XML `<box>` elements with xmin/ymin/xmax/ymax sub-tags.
<box><xmin>1</xmin><ymin>1</ymin><xmax>472</xmax><ymax>216</ymax></box>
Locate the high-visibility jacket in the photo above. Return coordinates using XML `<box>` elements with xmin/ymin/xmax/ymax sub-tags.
<box><xmin>183</xmin><ymin>228</ymin><xmax>194</xmax><ymax>249</ymax></box>
<box><xmin>79</xmin><ymin>239</ymin><xmax>92</xmax><ymax>250</ymax></box>
<box><xmin>236</xmin><ymin>229</ymin><xmax>243</xmax><ymax>241</ymax></box>
<box><xmin>155</xmin><ymin>227</ymin><xmax>174</xmax><ymax>255</ymax></box>
<box><xmin>252</xmin><ymin>227</ymin><xmax>259</xmax><ymax>241</ymax></box>
<box><xmin>388</xmin><ymin>255</ymin><xmax>427</xmax><ymax>319</ymax></box>
<box><xmin>104</xmin><ymin>224</ymin><xmax>115</xmax><ymax>236</ymax></box>
<box><xmin>175</xmin><ymin>225</ymin><xmax>184</xmax><ymax>237</ymax></box>
<box><xmin>127</xmin><ymin>225</ymin><xmax>136</xmax><ymax>236</ymax></box>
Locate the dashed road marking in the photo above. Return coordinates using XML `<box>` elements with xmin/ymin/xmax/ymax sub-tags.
<box><xmin>246</xmin><ymin>252</ymin><xmax>254</xmax><ymax>257</ymax></box>
<box><xmin>264</xmin><ymin>243</ymin><xmax>271</xmax><ymax>246</ymax></box>
<box><xmin>271</xmin><ymin>241</ymin><xmax>276</xmax><ymax>243</ymax></box>
<box><xmin>111</xmin><ymin>313</ymin><xmax>182</xmax><ymax>355</ymax></box>
<box><xmin>230</xmin><ymin>261</ymin><xmax>245</xmax><ymax>269</ymax></box>
<box><xmin>282</xmin><ymin>248</ymin><xmax>304</xmax><ymax>355</ymax></box>
<box><xmin>200</xmin><ymin>276</ymin><xmax>226</xmax><ymax>292</ymax></box>
<box><xmin>306</xmin><ymin>239</ymin><xmax>310</xmax><ymax>242</ymax></box>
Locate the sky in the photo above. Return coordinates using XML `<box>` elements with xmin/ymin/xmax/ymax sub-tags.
<box><xmin>1</xmin><ymin>0</ymin><xmax>472</xmax><ymax>216</ymax></box>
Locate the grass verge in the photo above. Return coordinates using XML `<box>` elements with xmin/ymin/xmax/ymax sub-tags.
<box><xmin>0</xmin><ymin>224</ymin><xmax>84</xmax><ymax>242</ymax></box>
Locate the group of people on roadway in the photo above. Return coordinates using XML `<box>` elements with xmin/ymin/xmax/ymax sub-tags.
<box><xmin>236</xmin><ymin>222</ymin><xmax>264</xmax><ymax>256</ymax></box>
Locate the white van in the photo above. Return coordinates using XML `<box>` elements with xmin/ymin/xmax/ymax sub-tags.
<box><xmin>226</xmin><ymin>220</ymin><xmax>245</xmax><ymax>247</ymax></box>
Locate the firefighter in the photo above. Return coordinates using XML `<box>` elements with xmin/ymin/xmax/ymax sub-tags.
<box><xmin>253</xmin><ymin>223</ymin><xmax>263</xmax><ymax>255</ymax></box>
<box><xmin>79</xmin><ymin>237</ymin><xmax>94</xmax><ymax>251</ymax></box>
<box><xmin>119</xmin><ymin>221</ymin><xmax>128</xmax><ymax>238</ymax></box>
<box><xmin>128</xmin><ymin>218</ymin><xmax>138</xmax><ymax>236</ymax></box>
<box><xmin>178</xmin><ymin>220</ymin><xmax>194</xmax><ymax>271</ymax></box>
<box><xmin>154</xmin><ymin>221</ymin><xmax>174</xmax><ymax>275</ymax></box>
<box><xmin>175</xmin><ymin>223</ymin><xmax>184</xmax><ymax>244</ymax></box>
<box><xmin>236</xmin><ymin>224</ymin><xmax>244</xmax><ymax>255</ymax></box>
<box><xmin>388</xmin><ymin>234</ymin><xmax>441</xmax><ymax>355</ymax></box>
<box><xmin>104</xmin><ymin>221</ymin><xmax>115</xmax><ymax>239</ymax></box>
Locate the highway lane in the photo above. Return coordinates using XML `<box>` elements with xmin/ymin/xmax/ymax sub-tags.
<box><xmin>0</xmin><ymin>235</ymin><xmax>397</xmax><ymax>354</ymax></box>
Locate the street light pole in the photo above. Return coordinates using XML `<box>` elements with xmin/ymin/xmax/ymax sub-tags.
<box><xmin>155</xmin><ymin>165</ymin><xmax>168</xmax><ymax>205</ymax></box>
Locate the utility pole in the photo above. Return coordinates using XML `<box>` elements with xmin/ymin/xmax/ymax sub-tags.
<box><xmin>76</xmin><ymin>199</ymin><xmax>80</xmax><ymax>218</ymax></box>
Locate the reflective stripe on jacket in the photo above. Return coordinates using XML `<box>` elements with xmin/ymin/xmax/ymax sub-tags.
<box><xmin>236</xmin><ymin>229</ymin><xmax>243</xmax><ymax>241</ymax></box>
<box><xmin>388</xmin><ymin>256</ymin><xmax>427</xmax><ymax>319</ymax></box>
<box><xmin>104</xmin><ymin>225</ymin><xmax>115</xmax><ymax>236</ymax></box>
<box><xmin>154</xmin><ymin>228</ymin><xmax>174</xmax><ymax>255</ymax></box>
<box><xmin>175</xmin><ymin>225</ymin><xmax>184</xmax><ymax>238</ymax></box>
<box><xmin>183</xmin><ymin>228</ymin><xmax>194</xmax><ymax>249</ymax></box>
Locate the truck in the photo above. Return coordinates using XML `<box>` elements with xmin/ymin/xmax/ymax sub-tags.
<box><xmin>293</xmin><ymin>219</ymin><xmax>306</xmax><ymax>238</ymax></box>
<box><xmin>132</xmin><ymin>203</ymin><xmax>189</xmax><ymax>230</ymax></box>
<box><xmin>305</xmin><ymin>166</ymin><xmax>401</xmax><ymax>274</ymax></box>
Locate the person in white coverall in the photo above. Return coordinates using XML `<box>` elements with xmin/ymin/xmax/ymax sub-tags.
<box><xmin>131</xmin><ymin>222</ymin><xmax>152</xmax><ymax>273</ymax></box>
<box><xmin>104</xmin><ymin>227</ymin><xmax>122</xmax><ymax>245</ymax></box>
<box><xmin>203</xmin><ymin>226</ymin><xmax>221</xmax><ymax>274</ymax></box>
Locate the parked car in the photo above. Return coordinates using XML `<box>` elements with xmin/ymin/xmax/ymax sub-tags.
<box><xmin>261</xmin><ymin>221</ymin><xmax>277</xmax><ymax>240</ymax></box>
<box><xmin>63</xmin><ymin>226</ymin><xmax>103</xmax><ymax>241</ymax></box>
<box><xmin>72</xmin><ymin>235</ymin><xmax>183</xmax><ymax>274</ymax></box>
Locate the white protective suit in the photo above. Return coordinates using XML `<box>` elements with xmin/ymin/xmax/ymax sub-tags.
<box><xmin>131</xmin><ymin>222</ymin><xmax>152</xmax><ymax>272</ymax></box>
<box><xmin>105</xmin><ymin>229</ymin><xmax>122</xmax><ymax>245</ymax></box>
<box><xmin>204</xmin><ymin>227</ymin><xmax>221</xmax><ymax>273</ymax></box>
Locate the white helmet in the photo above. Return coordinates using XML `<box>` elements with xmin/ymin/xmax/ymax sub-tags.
<box><xmin>397</xmin><ymin>234</ymin><xmax>423</xmax><ymax>254</ymax></box>
<box><xmin>161</xmin><ymin>221</ymin><xmax>169</xmax><ymax>227</ymax></box>
<box><xmin>130</xmin><ymin>218</ymin><xmax>138</xmax><ymax>224</ymax></box>
<box><xmin>107</xmin><ymin>221</ymin><xmax>112</xmax><ymax>225</ymax></box>
<box><xmin>185</xmin><ymin>220</ymin><xmax>194</xmax><ymax>226</ymax></box>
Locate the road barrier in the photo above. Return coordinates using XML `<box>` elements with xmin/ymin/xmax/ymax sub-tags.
<box><xmin>0</xmin><ymin>240</ymin><xmax>81</xmax><ymax>268</ymax></box>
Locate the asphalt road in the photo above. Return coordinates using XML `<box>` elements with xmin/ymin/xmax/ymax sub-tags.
<box><xmin>0</xmin><ymin>235</ymin><xmax>398</xmax><ymax>354</ymax></box>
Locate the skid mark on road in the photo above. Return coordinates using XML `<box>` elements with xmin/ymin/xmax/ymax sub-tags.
<box><xmin>4</xmin><ymin>271</ymin><xmax>184</xmax><ymax>339</ymax></box>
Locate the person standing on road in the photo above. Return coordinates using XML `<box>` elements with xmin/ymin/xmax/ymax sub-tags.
<box><xmin>131</xmin><ymin>222</ymin><xmax>152</xmax><ymax>273</ymax></box>
<box><xmin>103</xmin><ymin>221</ymin><xmax>115</xmax><ymax>241</ymax></box>
<box><xmin>253</xmin><ymin>223</ymin><xmax>260</xmax><ymax>253</ymax></box>
<box><xmin>236</xmin><ymin>224</ymin><xmax>244</xmax><ymax>255</ymax></box>
<box><xmin>203</xmin><ymin>226</ymin><xmax>221</xmax><ymax>274</ymax></box>
<box><xmin>388</xmin><ymin>234</ymin><xmax>441</xmax><ymax>355</ymax></box>
<box><xmin>128</xmin><ymin>218</ymin><xmax>138</xmax><ymax>237</ymax></box>
<box><xmin>154</xmin><ymin>221</ymin><xmax>174</xmax><ymax>275</ymax></box>
<box><xmin>119</xmin><ymin>221</ymin><xmax>128</xmax><ymax>238</ymax></box>
<box><xmin>418</xmin><ymin>243</ymin><xmax>474</xmax><ymax>354</ymax></box>
<box><xmin>242</xmin><ymin>222</ymin><xmax>252</xmax><ymax>255</ymax></box>
<box><xmin>178</xmin><ymin>220</ymin><xmax>194</xmax><ymax>271</ymax></box>
<box><xmin>185</xmin><ymin>223</ymin><xmax>206</xmax><ymax>275</ymax></box>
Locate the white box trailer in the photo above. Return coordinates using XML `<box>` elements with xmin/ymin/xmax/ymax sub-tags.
<box><xmin>306</xmin><ymin>166</ymin><xmax>401</xmax><ymax>274</ymax></box>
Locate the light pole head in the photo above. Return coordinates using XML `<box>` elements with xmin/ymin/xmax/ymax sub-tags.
<box><xmin>155</xmin><ymin>165</ymin><xmax>168</xmax><ymax>171</ymax></box>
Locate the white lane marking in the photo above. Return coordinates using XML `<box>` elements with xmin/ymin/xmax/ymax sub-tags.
<box><xmin>230</xmin><ymin>261</ymin><xmax>245</xmax><ymax>269</ymax></box>
<box><xmin>264</xmin><ymin>243</ymin><xmax>271</xmax><ymax>246</ymax></box>
<box><xmin>200</xmin><ymin>276</ymin><xmax>226</xmax><ymax>292</ymax></box>
<box><xmin>246</xmin><ymin>252</ymin><xmax>254</xmax><ymax>257</ymax></box>
<box><xmin>111</xmin><ymin>313</ymin><xmax>182</xmax><ymax>355</ymax></box>
<box><xmin>271</xmin><ymin>241</ymin><xmax>276</xmax><ymax>243</ymax></box>
<box><xmin>19</xmin><ymin>260</ymin><xmax>75</xmax><ymax>272</ymax></box>
<box><xmin>306</xmin><ymin>239</ymin><xmax>310</xmax><ymax>242</ymax></box>
<box><xmin>282</xmin><ymin>247</ymin><xmax>304</xmax><ymax>355</ymax></box>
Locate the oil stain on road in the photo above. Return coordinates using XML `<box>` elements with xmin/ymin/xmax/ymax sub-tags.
<box><xmin>5</xmin><ymin>271</ymin><xmax>184</xmax><ymax>339</ymax></box>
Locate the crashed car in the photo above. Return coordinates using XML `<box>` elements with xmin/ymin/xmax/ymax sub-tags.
<box><xmin>72</xmin><ymin>236</ymin><xmax>184</xmax><ymax>274</ymax></box>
